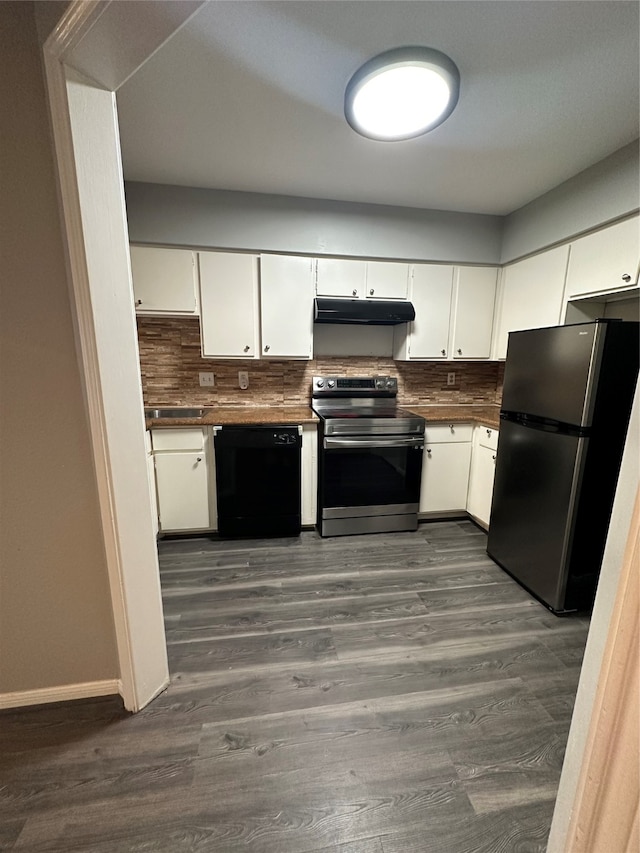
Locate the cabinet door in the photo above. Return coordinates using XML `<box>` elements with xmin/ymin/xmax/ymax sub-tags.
<box><xmin>199</xmin><ymin>252</ymin><xmax>260</xmax><ymax>358</ymax></box>
<box><xmin>406</xmin><ymin>264</ymin><xmax>454</xmax><ymax>358</ymax></box>
<box><xmin>316</xmin><ymin>257</ymin><xmax>367</xmax><ymax>298</ymax></box>
<box><xmin>365</xmin><ymin>261</ymin><xmax>409</xmax><ymax>299</ymax></box>
<box><xmin>420</xmin><ymin>441</ymin><xmax>472</xmax><ymax>513</ymax></box>
<box><xmin>301</xmin><ymin>424</ymin><xmax>318</xmax><ymax>526</ymax></box>
<box><xmin>145</xmin><ymin>432</ymin><xmax>159</xmax><ymax>537</ymax></box>
<box><xmin>467</xmin><ymin>439</ymin><xmax>497</xmax><ymax>528</ymax></box>
<box><xmin>494</xmin><ymin>245</ymin><xmax>569</xmax><ymax>360</ymax></box>
<box><xmin>260</xmin><ymin>255</ymin><xmax>314</xmax><ymax>358</ymax></box>
<box><xmin>130</xmin><ymin>246</ymin><xmax>198</xmax><ymax>314</ymax></box>
<box><xmin>452</xmin><ymin>267</ymin><xmax>497</xmax><ymax>359</ymax></box>
<box><xmin>565</xmin><ymin>216</ymin><xmax>639</xmax><ymax>298</ymax></box>
<box><xmin>154</xmin><ymin>451</ymin><xmax>210</xmax><ymax>531</ymax></box>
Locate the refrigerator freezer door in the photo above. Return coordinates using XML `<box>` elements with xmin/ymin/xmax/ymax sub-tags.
<box><xmin>501</xmin><ymin>323</ymin><xmax>605</xmax><ymax>427</ymax></box>
<box><xmin>487</xmin><ymin>418</ymin><xmax>587</xmax><ymax>612</ymax></box>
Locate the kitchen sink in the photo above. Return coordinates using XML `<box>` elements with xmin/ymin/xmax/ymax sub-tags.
<box><xmin>145</xmin><ymin>407</ymin><xmax>205</xmax><ymax>419</ymax></box>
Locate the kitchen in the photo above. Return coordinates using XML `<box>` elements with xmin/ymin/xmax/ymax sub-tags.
<box><xmin>1</xmin><ymin>5</ymin><xmax>640</xmax><ymax>852</ymax></box>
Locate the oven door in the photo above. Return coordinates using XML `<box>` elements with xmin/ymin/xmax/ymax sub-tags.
<box><xmin>318</xmin><ymin>434</ymin><xmax>424</xmax><ymax>536</ymax></box>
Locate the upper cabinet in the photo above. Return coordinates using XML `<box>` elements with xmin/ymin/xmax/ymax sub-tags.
<box><xmin>199</xmin><ymin>251</ymin><xmax>260</xmax><ymax>359</ymax></box>
<box><xmin>365</xmin><ymin>261</ymin><xmax>410</xmax><ymax>299</ymax></box>
<box><xmin>565</xmin><ymin>216</ymin><xmax>639</xmax><ymax>299</ymax></box>
<box><xmin>316</xmin><ymin>258</ymin><xmax>410</xmax><ymax>300</ymax></box>
<box><xmin>451</xmin><ymin>266</ymin><xmax>497</xmax><ymax>359</ymax></box>
<box><xmin>260</xmin><ymin>254</ymin><xmax>315</xmax><ymax>359</ymax></box>
<box><xmin>493</xmin><ymin>245</ymin><xmax>569</xmax><ymax>360</ymax></box>
<box><xmin>199</xmin><ymin>252</ymin><xmax>314</xmax><ymax>360</ymax></box>
<box><xmin>394</xmin><ymin>264</ymin><xmax>497</xmax><ymax>360</ymax></box>
<box><xmin>395</xmin><ymin>264</ymin><xmax>453</xmax><ymax>359</ymax></box>
<box><xmin>130</xmin><ymin>245</ymin><xmax>198</xmax><ymax>315</ymax></box>
<box><xmin>316</xmin><ymin>258</ymin><xmax>366</xmax><ymax>298</ymax></box>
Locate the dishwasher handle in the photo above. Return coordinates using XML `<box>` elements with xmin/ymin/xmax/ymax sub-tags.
<box><xmin>324</xmin><ymin>436</ymin><xmax>424</xmax><ymax>450</ymax></box>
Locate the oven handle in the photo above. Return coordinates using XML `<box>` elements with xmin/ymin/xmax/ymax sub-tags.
<box><xmin>323</xmin><ymin>436</ymin><xmax>425</xmax><ymax>449</ymax></box>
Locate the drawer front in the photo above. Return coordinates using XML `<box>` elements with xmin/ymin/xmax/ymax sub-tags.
<box><xmin>151</xmin><ymin>428</ymin><xmax>205</xmax><ymax>452</ymax></box>
<box><xmin>477</xmin><ymin>425</ymin><xmax>499</xmax><ymax>451</ymax></box>
<box><xmin>424</xmin><ymin>423</ymin><xmax>473</xmax><ymax>444</ymax></box>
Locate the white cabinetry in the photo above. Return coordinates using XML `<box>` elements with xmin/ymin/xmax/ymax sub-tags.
<box><xmin>151</xmin><ymin>428</ymin><xmax>213</xmax><ymax>532</ymax></box>
<box><xmin>494</xmin><ymin>245</ymin><xmax>569</xmax><ymax>360</ymax></box>
<box><xmin>260</xmin><ymin>255</ymin><xmax>315</xmax><ymax>358</ymax></box>
<box><xmin>466</xmin><ymin>425</ymin><xmax>499</xmax><ymax>529</ymax></box>
<box><xmin>565</xmin><ymin>216</ymin><xmax>639</xmax><ymax>298</ymax></box>
<box><xmin>130</xmin><ymin>245</ymin><xmax>198</xmax><ymax>315</ymax></box>
<box><xmin>145</xmin><ymin>429</ymin><xmax>159</xmax><ymax>537</ymax></box>
<box><xmin>395</xmin><ymin>264</ymin><xmax>453</xmax><ymax>359</ymax></box>
<box><xmin>316</xmin><ymin>258</ymin><xmax>366</xmax><ymax>298</ymax></box>
<box><xmin>451</xmin><ymin>266</ymin><xmax>497</xmax><ymax>359</ymax></box>
<box><xmin>316</xmin><ymin>258</ymin><xmax>409</xmax><ymax>300</ymax></box>
<box><xmin>419</xmin><ymin>423</ymin><xmax>473</xmax><ymax>514</ymax></box>
<box><xmin>199</xmin><ymin>251</ymin><xmax>260</xmax><ymax>358</ymax></box>
<box><xmin>365</xmin><ymin>261</ymin><xmax>410</xmax><ymax>299</ymax></box>
<box><xmin>301</xmin><ymin>424</ymin><xmax>318</xmax><ymax>526</ymax></box>
<box><xmin>394</xmin><ymin>265</ymin><xmax>497</xmax><ymax>360</ymax></box>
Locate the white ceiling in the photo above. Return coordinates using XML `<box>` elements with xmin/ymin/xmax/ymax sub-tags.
<box><xmin>116</xmin><ymin>1</ymin><xmax>640</xmax><ymax>216</ymax></box>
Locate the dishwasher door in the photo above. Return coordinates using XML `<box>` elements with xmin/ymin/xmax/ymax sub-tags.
<box><xmin>214</xmin><ymin>426</ymin><xmax>302</xmax><ymax>538</ymax></box>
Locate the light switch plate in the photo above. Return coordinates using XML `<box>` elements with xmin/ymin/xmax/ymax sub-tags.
<box><xmin>199</xmin><ymin>372</ymin><xmax>215</xmax><ymax>387</ymax></box>
<box><xmin>238</xmin><ymin>371</ymin><xmax>249</xmax><ymax>390</ymax></box>
<box><xmin>447</xmin><ymin>372</ymin><xmax>456</xmax><ymax>386</ymax></box>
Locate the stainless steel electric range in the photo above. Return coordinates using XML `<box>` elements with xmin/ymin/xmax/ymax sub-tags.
<box><xmin>312</xmin><ymin>376</ymin><xmax>425</xmax><ymax>537</ymax></box>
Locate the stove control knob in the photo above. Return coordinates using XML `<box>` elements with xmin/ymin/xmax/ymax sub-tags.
<box><xmin>375</xmin><ymin>378</ymin><xmax>384</xmax><ymax>388</ymax></box>
<box><xmin>327</xmin><ymin>379</ymin><xmax>335</xmax><ymax>388</ymax></box>
<box><xmin>316</xmin><ymin>379</ymin><xmax>324</xmax><ymax>388</ymax></box>
<box><xmin>386</xmin><ymin>379</ymin><xmax>395</xmax><ymax>388</ymax></box>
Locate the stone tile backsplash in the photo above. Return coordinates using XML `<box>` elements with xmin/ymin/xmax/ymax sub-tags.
<box><xmin>137</xmin><ymin>317</ymin><xmax>504</xmax><ymax>407</ymax></box>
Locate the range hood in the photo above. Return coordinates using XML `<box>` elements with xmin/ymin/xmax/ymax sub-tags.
<box><xmin>314</xmin><ymin>297</ymin><xmax>415</xmax><ymax>326</ymax></box>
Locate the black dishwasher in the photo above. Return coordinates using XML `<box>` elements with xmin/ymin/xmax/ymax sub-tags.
<box><xmin>214</xmin><ymin>425</ymin><xmax>302</xmax><ymax>538</ymax></box>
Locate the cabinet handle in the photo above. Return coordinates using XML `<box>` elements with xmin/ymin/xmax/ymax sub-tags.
<box><xmin>352</xmin><ymin>290</ymin><xmax>358</xmax><ymax>297</ymax></box>
<box><xmin>196</xmin><ymin>457</ymin><xmax>202</xmax><ymax>463</ymax></box>
<box><xmin>492</xmin><ymin>454</ymin><xmax>496</xmax><ymax>461</ymax></box>
<box><xmin>264</xmin><ymin>345</ymin><xmax>270</xmax><ymax>352</ymax></box>
<box><xmin>449</xmin><ymin>424</ymin><xmax>454</xmax><ymax>432</ymax></box>
<box><xmin>441</xmin><ymin>349</ymin><xmax>446</xmax><ymax>357</ymax></box>
<box><xmin>369</xmin><ymin>289</ymin><xmax>374</xmax><ymax>296</ymax></box>
<box><xmin>135</xmin><ymin>299</ymin><xmax>142</xmax><ymax>306</ymax></box>
<box><xmin>486</xmin><ymin>429</ymin><xmax>492</xmax><ymax>436</ymax></box>
<box><xmin>244</xmin><ymin>345</ymin><xmax>250</xmax><ymax>352</ymax></box>
<box><xmin>457</xmin><ymin>348</ymin><xmax>462</xmax><ymax>355</ymax></box>
<box><xmin>426</xmin><ymin>448</ymin><xmax>432</xmax><ymax>455</ymax></box>
<box><xmin>622</xmin><ymin>273</ymin><xmax>632</xmax><ymax>282</ymax></box>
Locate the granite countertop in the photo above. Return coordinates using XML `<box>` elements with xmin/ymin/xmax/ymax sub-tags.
<box><xmin>146</xmin><ymin>406</ymin><xmax>318</xmax><ymax>428</ymax></box>
<box><xmin>405</xmin><ymin>405</ymin><xmax>501</xmax><ymax>429</ymax></box>
<box><xmin>146</xmin><ymin>404</ymin><xmax>500</xmax><ymax>429</ymax></box>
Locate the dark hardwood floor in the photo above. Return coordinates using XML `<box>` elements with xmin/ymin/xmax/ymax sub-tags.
<box><xmin>0</xmin><ymin>521</ymin><xmax>590</xmax><ymax>852</ymax></box>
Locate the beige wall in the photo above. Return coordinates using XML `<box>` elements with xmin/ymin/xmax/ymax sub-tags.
<box><xmin>0</xmin><ymin>3</ymin><xmax>118</xmax><ymax>694</ymax></box>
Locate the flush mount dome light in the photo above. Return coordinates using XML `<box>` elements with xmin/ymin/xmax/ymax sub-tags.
<box><xmin>345</xmin><ymin>46</ymin><xmax>460</xmax><ymax>141</ymax></box>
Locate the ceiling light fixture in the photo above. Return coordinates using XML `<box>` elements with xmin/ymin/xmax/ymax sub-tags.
<box><xmin>345</xmin><ymin>46</ymin><xmax>460</xmax><ymax>142</ymax></box>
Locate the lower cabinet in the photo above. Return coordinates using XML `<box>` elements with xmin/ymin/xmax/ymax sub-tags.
<box><xmin>151</xmin><ymin>428</ymin><xmax>213</xmax><ymax>533</ymax></box>
<box><xmin>145</xmin><ymin>430</ymin><xmax>159</xmax><ymax>537</ymax></box>
<box><xmin>149</xmin><ymin>423</ymin><xmax>317</xmax><ymax>535</ymax></box>
<box><xmin>301</xmin><ymin>424</ymin><xmax>318</xmax><ymax>526</ymax></box>
<box><xmin>466</xmin><ymin>425</ymin><xmax>499</xmax><ymax>528</ymax></box>
<box><xmin>419</xmin><ymin>424</ymin><xmax>473</xmax><ymax>514</ymax></box>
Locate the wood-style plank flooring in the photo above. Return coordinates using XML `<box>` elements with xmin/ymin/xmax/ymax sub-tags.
<box><xmin>0</xmin><ymin>521</ymin><xmax>590</xmax><ymax>852</ymax></box>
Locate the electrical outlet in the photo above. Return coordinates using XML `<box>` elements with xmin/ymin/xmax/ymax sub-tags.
<box><xmin>238</xmin><ymin>371</ymin><xmax>249</xmax><ymax>390</ymax></box>
<box><xmin>199</xmin><ymin>372</ymin><xmax>215</xmax><ymax>387</ymax></box>
<box><xmin>447</xmin><ymin>372</ymin><xmax>456</xmax><ymax>386</ymax></box>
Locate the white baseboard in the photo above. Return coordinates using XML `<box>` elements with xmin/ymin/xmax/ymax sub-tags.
<box><xmin>0</xmin><ymin>679</ymin><xmax>121</xmax><ymax>710</ymax></box>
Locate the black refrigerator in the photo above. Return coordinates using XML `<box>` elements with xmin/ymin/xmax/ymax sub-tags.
<box><xmin>487</xmin><ymin>319</ymin><xmax>639</xmax><ymax>614</ymax></box>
